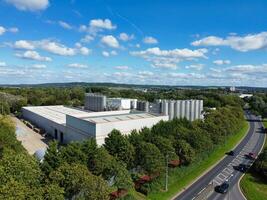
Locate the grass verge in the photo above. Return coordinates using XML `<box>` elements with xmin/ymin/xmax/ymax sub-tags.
<box><xmin>240</xmin><ymin>118</ymin><xmax>267</xmax><ymax>200</ymax></box>
<box><xmin>146</xmin><ymin>121</ymin><xmax>249</xmax><ymax>200</ymax></box>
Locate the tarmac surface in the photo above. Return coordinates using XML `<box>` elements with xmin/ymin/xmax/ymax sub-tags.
<box><xmin>173</xmin><ymin>112</ymin><xmax>266</xmax><ymax>200</ymax></box>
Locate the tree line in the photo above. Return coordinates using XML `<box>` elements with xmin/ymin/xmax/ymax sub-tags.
<box><xmin>0</xmin><ymin>103</ymin><xmax>244</xmax><ymax>199</ymax></box>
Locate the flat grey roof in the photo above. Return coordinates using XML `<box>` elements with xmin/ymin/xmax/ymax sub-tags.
<box><xmin>23</xmin><ymin>105</ymin><xmax>93</xmax><ymax>124</ymax></box>
<box><xmin>83</xmin><ymin>112</ymin><xmax>160</xmax><ymax>124</ymax></box>
<box><xmin>23</xmin><ymin>105</ymin><xmax>164</xmax><ymax>125</ymax></box>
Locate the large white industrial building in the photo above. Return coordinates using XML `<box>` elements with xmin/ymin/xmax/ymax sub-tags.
<box><xmin>22</xmin><ymin>105</ymin><xmax>168</xmax><ymax>145</ymax></box>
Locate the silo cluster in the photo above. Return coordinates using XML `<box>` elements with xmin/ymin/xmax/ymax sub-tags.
<box><xmin>136</xmin><ymin>101</ymin><xmax>149</xmax><ymax>112</ymax></box>
<box><xmin>84</xmin><ymin>93</ymin><xmax>107</xmax><ymax>111</ymax></box>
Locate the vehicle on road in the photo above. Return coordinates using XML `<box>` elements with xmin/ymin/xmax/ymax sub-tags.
<box><xmin>214</xmin><ymin>182</ymin><xmax>229</xmax><ymax>194</ymax></box>
<box><xmin>245</xmin><ymin>152</ymin><xmax>256</xmax><ymax>160</ymax></box>
<box><xmin>226</xmin><ymin>150</ymin><xmax>235</xmax><ymax>156</ymax></box>
<box><xmin>233</xmin><ymin>164</ymin><xmax>249</xmax><ymax>173</ymax></box>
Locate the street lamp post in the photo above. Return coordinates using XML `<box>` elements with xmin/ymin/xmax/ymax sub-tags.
<box><xmin>165</xmin><ymin>154</ymin><xmax>169</xmax><ymax>191</ymax></box>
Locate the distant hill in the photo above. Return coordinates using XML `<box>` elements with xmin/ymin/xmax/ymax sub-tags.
<box><xmin>0</xmin><ymin>82</ymin><xmax>266</xmax><ymax>92</ymax></box>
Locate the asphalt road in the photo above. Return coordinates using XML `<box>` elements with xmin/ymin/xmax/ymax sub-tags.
<box><xmin>173</xmin><ymin>113</ymin><xmax>266</xmax><ymax>200</ymax></box>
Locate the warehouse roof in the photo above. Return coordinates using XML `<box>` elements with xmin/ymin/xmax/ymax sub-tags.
<box><xmin>83</xmin><ymin>112</ymin><xmax>160</xmax><ymax>124</ymax></box>
<box><xmin>23</xmin><ymin>105</ymin><xmax>163</xmax><ymax>125</ymax></box>
<box><xmin>22</xmin><ymin>105</ymin><xmax>93</xmax><ymax>124</ymax></box>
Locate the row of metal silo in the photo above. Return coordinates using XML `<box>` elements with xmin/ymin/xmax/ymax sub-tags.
<box><xmin>161</xmin><ymin>99</ymin><xmax>203</xmax><ymax>121</ymax></box>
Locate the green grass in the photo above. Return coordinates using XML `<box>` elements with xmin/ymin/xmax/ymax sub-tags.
<box><xmin>146</xmin><ymin>121</ymin><xmax>249</xmax><ymax>200</ymax></box>
<box><xmin>240</xmin><ymin>118</ymin><xmax>267</xmax><ymax>200</ymax></box>
<box><xmin>240</xmin><ymin>171</ymin><xmax>267</xmax><ymax>200</ymax></box>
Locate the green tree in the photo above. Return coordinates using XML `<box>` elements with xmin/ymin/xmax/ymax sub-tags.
<box><xmin>49</xmin><ymin>163</ymin><xmax>110</xmax><ymax>200</ymax></box>
<box><xmin>41</xmin><ymin>141</ymin><xmax>62</xmax><ymax>175</ymax></box>
<box><xmin>174</xmin><ymin>139</ymin><xmax>195</xmax><ymax>165</ymax></box>
<box><xmin>104</xmin><ymin>129</ymin><xmax>135</xmax><ymax>168</ymax></box>
<box><xmin>135</xmin><ymin>142</ymin><xmax>164</xmax><ymax>175</ymax></box>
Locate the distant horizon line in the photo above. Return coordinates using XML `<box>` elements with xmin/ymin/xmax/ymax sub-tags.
<box><xmin>0</xmin><ymin>81</ymin><xmax>266</xmax><ymax>89</ymax></box>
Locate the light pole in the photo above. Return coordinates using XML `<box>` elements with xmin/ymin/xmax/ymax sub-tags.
<box><xmin>165</xmin><ymin>154</ymin><xmax>169</xmax><ymax>191</ymax></box>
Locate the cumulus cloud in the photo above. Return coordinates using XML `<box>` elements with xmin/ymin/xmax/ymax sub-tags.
<box><xmin>79</xmin><ymin>47</ymin><xmax>91</xmax><ymax>55</ymax></box>
<box><xmin>143</xmin><ymin>36</ymin><xmax>158</xmax><ymax>44</ymax></box>
<box><xmin>185</xmin><ymin>64</ymin><xmax>204</xmax><ymax>70</ymax></box>
<box><xmin>130</xmin><ymin>47</ymin><xmax>208</xmax><ymax>69</ymax></box>
<box><xmin>80</xmin><ymin>35</ymin><xmax>94</xmax><ymax>43</ymax></box>
<box><xmin>0</xmin><ymin>61</ymin><xmax>7</xmax><ymax>67</ymax></box>
<box><xmin>32</xmin><ymin>64</ymin><xmax>47</xmax><ymax>69</ymax></box>
<box><xmin>192</xmin><ymin>32</ymin><xmax>267</xmax><ymax>52</ymax></box>
<box><xmin>169</xmin><ymin>72</ymin><xmax>205</xmax><ymax>79</ymax></box>
<box><xmin>58</xmin><ymin>21</ymin><xmax>72</xmax><ymax>29</ymax></box>
<box><xmin>119</xmin><ymin>33</ymin><xmax>134</xmax><ymax>41</ymax></box>
<box><xmin>101</xmin><ymin>35</ymin><xmax>120</xmax><ymax>48</ymax></box>
<box><xmin>114</xmin><ymin>65</ymin><xmax>129</xmax><ymax>70</ymax></box>
<box><xmin>0</xmin><ymin>26</ymin><xmax>18</xmax><ymax>35</ymax></box>
<box><xmin>13</xmin><ymin>39</ymin><xmax>90</xmax><ymax>56</ymax></box>
<box><xmin>16</xmin><ymin>50</ymin><xmax>52</xmax><ymax>61</ymax></box>
<box><xmin>14</xmin><ymin>40</ymin><xmax>35</xmax><ymax>50</ymax></box>
<box><xmin>102</xmin><ymin>51</ymin><xmax>110</xmax><ymax>57</ymax></box>
<box><xmin>79</xmin><ymin>18</ymin><xmax>116</xmax><ymax>35</ymax></box>
<box><xmin>138</xmin><ymin>71</ymin><xmax>154</xmax><ymax>76</ymax></box>
<box><xmin>5</xmin><ymin>0</ymin><xmax>49</xmax><ymax>11</ymax></box>
<box><xmin>67</xmin><ymin>63</ymin><xmax>88</xmax><ymax>68</ymax></box>
<box><xmin>213</xmin><ymin>59</ymin><xmax>231</xmax><ymax>65</ymax></box>
<box><xmin>0</xmin><ymin>26</ymin><xmax>6</xmax><ymax>35</ymax></box>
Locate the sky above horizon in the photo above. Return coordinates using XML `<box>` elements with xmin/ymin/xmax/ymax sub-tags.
<box><xmin>1</xmin><ymin>0</ymin><xmax>267</xmax><ymax>87</ymax></box>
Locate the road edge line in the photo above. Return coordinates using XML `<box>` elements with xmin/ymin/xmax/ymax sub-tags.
<box><xmin>238</xmin><ymin>119</ymin><xmax>266</xmax><ymax>200</ymax></box>
<box><xmin>171</xmin><ymin>119</ymin><xmax>250</xmax><ymax>200</ymax></box>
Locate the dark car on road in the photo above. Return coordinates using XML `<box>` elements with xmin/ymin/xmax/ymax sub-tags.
<box><xmin>246</xmin><ymin>152</ymin><xmax>256</xmax><ymax>160</ymax></box>
<box><xmin>226</xmin><ymin>150</ymin><xmax>235</xmax><ymax>156</ymax></box>
<box><xmin>233</xmin><ymin>164</ymin><xmax>249</xmax><ymax>173</ymax></box>
<box><xmin>215</xmin><ymin>182</ymin><xmax>229</xmax><ymax>194</ymax></box>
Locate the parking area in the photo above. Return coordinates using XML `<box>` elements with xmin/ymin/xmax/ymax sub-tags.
<box><xmin>12</xmin><ymin>117</ymin><xmax>48</xmax><ymax>155</ymax></box>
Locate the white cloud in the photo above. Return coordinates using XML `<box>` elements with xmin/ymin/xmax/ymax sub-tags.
<box><xmin>32</xmin><ymin>64</ymin><xmax>46</xmax><ymax>69</ymax></box>
<box><xmin>138</xmin><ymin>71</ymin><xmax>154</xmax><ymax>76</ymax></box>
<box><xmin>79</xmin><ymin>47</ymin><xmax>91</xmax><ymax>55</ymax></box>
<box><xmin>0</xmin><ymin>62</ymin><xmax>7</xmax><ymax>67</ymax></box>
<box><xmin>102</xmin><ymin>51</ymin><xmax>110</xmax><ymax>57</ymax></box>
<box><xmin>185</xmin><ymin>64</ymin><xmax>204</xmax><ymax>70</ymax></box>
<box><xmin>101</xmin><ymin>35</ymin><xmax>120</xmax><ymax>48</ymax></box>
<box><xmin>114</xmin><ymin>65</ymin><xmax>129</xmax><ymax>70</ymax></box>
<box><xmin>169</xmin><ymin>72</ymin><xmax>205</xmax><ymax>79</ymax></box>
<box><xmin>38</xmin><ymin>40</ymin><xmax>76</xmax><ymax>56</ymax></box>
<box><xmin>58</xmin><ymin>21</ymin><xmax>72</xmax><ymax>30</ymax></box>
<box><xmin>16</xmin><ymin>50</ymin><xmax>52</xmax><ymax>61</ymax></box>
<box><xmin>79</xmin><ymin>19</ymin><xmax>116</xmax><ymax>35</ymax></box>
<box><xmin>119</xmin><ymin>33</ymin><xmax>134</xmax><ymax>41</ymax></box>
<box><xmin>131</xmin><ymin>47</ymin><xmax>208</xmax><ymax>69</ymax></box>
<box><xmin>90</xmin><ymin>19</ymin><xmax>116</xmax><ymax>30</ymax></box>
<box><xmin>143</xmin><ymin>36</ymin><xmax>158</xmax><ymax>44</ymax></box>
<box><xmin>14</xmin><ymin>40</ymin><xmax>35</xmax><ymax>50</ymax></box>
<box><xmin>80</xmin><ymin>35</ymin><xmax>94</xmax><ymax>43</ymax></box>
<box><xmin>68</xmin><ymin>63</ymin><xmax>88</xmax><ymax>68</ymax></box>
<box><xmin>13</xmin><ymin>39</ymin><xmax>89</xmax><ymax>56</ymax></box>
<box><xmin>0</xmin><ymin>26</ymin><xmax>6</xmax><ymax>35</ymax></box>
<box><xmin>192</xmin><ymin>32</ymin><xmax>267</xmax><ymax>52</ymax></box>
<box><xmin>6</xmin><ymin>0</ymin><xmax>49</xmax><ymax>11</ymax></box>
<box><xmin>213</xmin><ymin>59</ymin><xmax>231</xmax><ymax>65</ymax></box>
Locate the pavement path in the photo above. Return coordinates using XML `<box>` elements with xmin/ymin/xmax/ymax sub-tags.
<box><xmin>12</xmin><ymin>117</ymin><xmax>48</xmax><ymax>155</ymax></box>
<box><xmin>173</xmin><ymin>112</ymin><xmax>266</xmax><ymax>200</ymax></box>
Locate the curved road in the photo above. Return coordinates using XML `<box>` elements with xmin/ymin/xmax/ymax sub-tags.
<box><xmin>173</xmin><ymin>112</ymin><xmax>266</xmax><ymax>200</ymax></box>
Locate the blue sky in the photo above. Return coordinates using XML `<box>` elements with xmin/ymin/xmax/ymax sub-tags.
<box><xmin>1</xmin><ymin>0</ymin><xmax>267</xmax><ymax>86</ymax></box>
